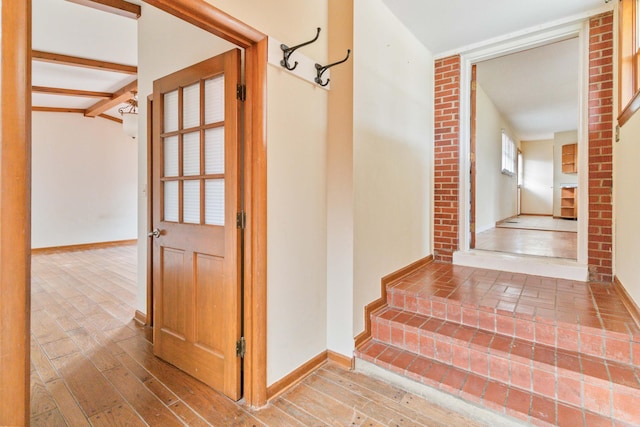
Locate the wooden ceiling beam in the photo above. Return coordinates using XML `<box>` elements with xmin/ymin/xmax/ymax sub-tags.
<box><xmin>33</xmin><ymin>50</ymin><xmax>137</xmax><ymax>75</ymax></box>
<box><xmin>98</xmin><ymin>114</ymin><xmax>123</xmax><ymax>124</ymax></box>
<box><xmin>32</xmin><ymin>106</ymin><xmax>86</xmax><ymax>114</ymax></box>
<box><xmin>84</xmin><ymin>79</ymin><xmax>137</xmax><ymax>117</ymax></box>
<box><xmin>66</xmin><ymin>0</ymin><xmax>141</xmax><ymax>19</ymax></box>
<box><xmin>32</xmin><ymin>86</ymin><xmax>111</xmax><ymax>98</ymax></box>
<box><xmin>32</xmin><ymin>107</ymin><xmax>124</xmax><ymax>125</ymax></box>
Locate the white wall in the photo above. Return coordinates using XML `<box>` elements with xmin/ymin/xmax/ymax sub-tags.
<box><xmin>521</xmin><ymin>139</ymin><xmax>554</xmax><ymax>215</ymax></box>
<box><xmin>553</xmin><ymin>130</ymin><xmax>579</xmax><ymax>217</ymax></box>
<box><xmin>138</xmin><ymin>1</ymin><xmax>329</xmax><ymax>386</ymax></box>
<box><xmin>326</xmin><ymin>0</ymin><xmax>355</xmax><ymax>357</ymax></box>
<box><xmin>475</xmin><ymin>84</ymin><xmax>519</xmax><ymax>232</ymax></box>
<box><xmin>352</xmin><ymin>0</ymin><xmax>433</xmax><ymax>336</ymax></box>
<box><xmin>31</xmin><ymin>112</ymin><xmax>137</xmax><ymax>248</ymax></box>
<box><xmin>614</xmin><ymin>110</ymin><xmax>640</xmax><ymax>307</ymax></box>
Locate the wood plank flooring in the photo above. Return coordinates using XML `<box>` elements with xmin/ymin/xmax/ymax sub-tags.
<box><xmin>476</xmin><ymin>225</ymin><xmax>577</xmax><ymax>259</ymax></box>
<box><xmin>30</xmin><ymin>244</ymin><xmax>486</xmax><ymax>426</ymax></box>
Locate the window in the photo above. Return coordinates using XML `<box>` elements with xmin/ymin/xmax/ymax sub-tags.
<box><xmin>501</xmin><ymin>130</ymin><xmax>516</xmax><ymax>176</ymax></box>
<box><xmin>619</xmin><ymin>0</ymin><xmax>640</xmax><ymax>125</ymax></box>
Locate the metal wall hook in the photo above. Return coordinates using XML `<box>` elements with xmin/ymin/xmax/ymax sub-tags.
<box><xmin>280</xmin><ymin>27</ymin><xmax>321</xmax><ymax>71</ymax></box>
<box><xmin>314</xmin><ymin>49</ymin><xmax>351</xmax><ymax>87</ymax></box>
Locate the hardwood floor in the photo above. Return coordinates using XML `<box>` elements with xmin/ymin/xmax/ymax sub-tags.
<box><xmin>30</xmin><ymin>244</ymin><xmax>486</xmax><ymax>426</ymax></box>
<box><xmin>476</xmin><ymin>216</ymin><xmax>577</xmax><ymax>259</ymax></box>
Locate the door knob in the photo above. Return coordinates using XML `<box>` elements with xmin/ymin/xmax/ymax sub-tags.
<box><xmin>148</xmin><ymin>228</ymin><xmax>161</xmax><ymax>238</ymax></box>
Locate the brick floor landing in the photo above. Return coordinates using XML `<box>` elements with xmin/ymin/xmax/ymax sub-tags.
<box><xmin>355</xmin><ymin>261</ymin><xmax>640</xmax><ymax>426</ymax></box>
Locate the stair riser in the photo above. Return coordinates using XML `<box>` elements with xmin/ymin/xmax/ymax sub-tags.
<box><xmin>371</xmin><ymin>315</ymin><xmax>640</xmax><ymax>419</ymax></box>
<box><xmin>388</xmin><ymin>289</ymin><xmax>638</xmax><ymax>365</ymax></box>
<box><xmin>358</xmin><ymin>341</ymin><xmax>640</xmax><ymax>424</ymax></box>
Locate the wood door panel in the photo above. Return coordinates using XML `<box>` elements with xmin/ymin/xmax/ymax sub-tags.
<box><xmin>194</xmin><ymin>254</ymin><xmax>225</xmax><ymax>353</ymax></box>
<box><xmin>159</xmin><ymin>248</ymin><xmax>188</xmax><ymax>340</ymax></box>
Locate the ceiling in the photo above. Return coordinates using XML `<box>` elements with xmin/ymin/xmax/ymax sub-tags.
<box><xmin>33</xmin><ymin>0</ymin><xmax>608</xmax><ymax>140</ymax></box>
<box><xmin>477</xmin><ymin>38</ymin><xmax>580</xmax><ymax>141</ymax></box>
<box><xmin>382</xmin><ymin>0</ymin><xmax>609</xmax><ymax>141</ymax></box>
<box><xmin>32</xmin><ymin>0</ymin><xmax>139</xmax><ymax>123</ymax></box>
<box><xmin>382</xmin><ymin>0</ymin><xmax>606</xmax><ymax>55</ymax></box>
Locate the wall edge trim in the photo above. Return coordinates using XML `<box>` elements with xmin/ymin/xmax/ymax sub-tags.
<box><xmin>613</xmin><ymin>276</ymin><xmax>640</xmax><ymax>329</ymax></box>
<box><xmin>134</xmin><ymin>310</ymin><xmax>147</xmax><ymax>326</ymax></box>
<box><xmin>31</xmin><ymin>239</ymin><xmax>137</xmax><ymax>254</ymax></box>
<box><xmin>266</xmin><ymin>351</ymin><xmax>328</xmax><ymax>401</ymax></box>
<box><xmin>327</xmin><ymin>350</ymin><xmax>354</xmax><ymax>370</ymax></box>
<box><xmin>354</xmin><ymin>255</ymin><xmax>434</xmax><ymax>349</ymax></box>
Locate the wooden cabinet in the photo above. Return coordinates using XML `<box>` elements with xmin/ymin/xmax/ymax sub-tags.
<box><xmin>560</xmin><ymin>187</ymin><xmax>577</xmax><ymax>219</ymax></box>
<box><xmin>562</xmin><ymin>143</ymin><xmax>577</xmax><ymax>173</ymax></box>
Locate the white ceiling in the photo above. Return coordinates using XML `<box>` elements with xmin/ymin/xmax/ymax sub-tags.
<box><xmin>33</xmin><ymin>1</ymin><xmax>606</xmax><ymax>138</ymax></box>
<box><xmin>382</xmin><ymin>0</ymin><xmax>606</xmax><ymax>55</ymax></box>
<box><xmin>32</xmin><ymin>0</ymin><xmax>138</xmax><ymax>121</ymax></box>
<box><xmin>477</xmin><ymin>38</ymin><xmax>580</xmax><ymax>141</ymax></box>
<box><xmin>381</xmin><ymin>0</ymin><xmax>608</xmax><ymax>141</ymax></box>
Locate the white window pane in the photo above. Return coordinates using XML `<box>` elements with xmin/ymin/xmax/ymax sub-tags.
<box><xmin>163</xmin><ymin>136</ymin><xmax>179</xmax><ymax>177</ymax></box>
<box><xmin>205</xmin><ymin>75</ymin><xmax>224</xmax><ymax>124</ymax></box>
<box><xmin>164</xmin><ymin>181</ymin><xmax>179</xmax><ymax>222</ymax></box>
<box><xmin>183</xmin><ymin>180</ymin><xmax>200</xmax><ymax>224</ymax></box>
<box><xmin>183</xmin><ymin>83</ymin><xmax>200</xmax><ymax>129</ymax></box>
<box><xmin>183</xmin><ymin>132</ymin><xmax>200</xmax><ymax>176</ymax></box>
<box><xmin>205</xmin><ymin>179</ymin><xmax>224</xmax><ymax>226</ymax></box>
<box><xmin>164</xmin><ymin>90</ymin><xmax>178</xmax><ymax>132</ymax></box>
<box><xmin>205</xmin><ymin>127</ymin><xmax>224</xmax><ymax>175</ymax></box>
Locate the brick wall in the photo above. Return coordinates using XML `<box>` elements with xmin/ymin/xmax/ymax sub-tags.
<box><xmin>433</xmin><ymin>56</ymin><xmax>461</xmax><ymax>263</ymax></box>
<box><xmin>588</xmin><ymin>12</ymin><xmax>614</xmax><ymax>282</ymax></box>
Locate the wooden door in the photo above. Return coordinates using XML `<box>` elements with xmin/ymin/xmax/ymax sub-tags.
<box><xmin>151</xmin><ymin>49</ymin><xmax>242</xmax><ymax>400</ymax></box>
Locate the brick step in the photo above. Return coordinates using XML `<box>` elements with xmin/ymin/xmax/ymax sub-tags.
<box><xmin>356</xmin><ymin>340</ymin><xmax>622</xmax><ymax>427</ymax></box>
<box><xmin>386</xmin><ymin>285</ymin><xmax>640</xmax><ymax>365</ymax></box>
<box><xmin>368</xmin><ymin>306</ymin><xmax>640</xmax><ymax>423</ymax></box>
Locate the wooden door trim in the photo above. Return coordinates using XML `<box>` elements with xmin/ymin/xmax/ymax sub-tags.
<box><xmin>143</xmin><ymin>0</ymin><xmax>267</xmax><ymax>407</ymax></box>
<box><xmin>0</xmin><ymin>0</ymin><xmax>32</xmax><ymax>425</ymax></box>
<box><xmin>146</xmin><ymin>94</ymin><xmax>154</xmax><ymax>329</ymax></box>
<box><xmin>469</xmin><ymin>64</ymin><xmax>477</xmax><ymax>249</ymax></box>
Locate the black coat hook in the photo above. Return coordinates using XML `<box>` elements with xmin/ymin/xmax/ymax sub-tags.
<box><xmin>314</xmin><ymin>50</ymin><xmax>351</xmax><ymax>87</ymax></box>
<box><xmin>280</xmin><ymin>27</ymin><xmax>321</xmax><ymax>71</ymax></box>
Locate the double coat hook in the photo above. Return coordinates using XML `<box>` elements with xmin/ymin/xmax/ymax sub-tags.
<box><xmin>315</xmin><ymin>50</ymin><xmax>351</xmax><ymax>87</ymax></box>
<box><xmin>280</xmin><ymin>27</ymin><xmax>321</xmax><ymax>71</ymax></box>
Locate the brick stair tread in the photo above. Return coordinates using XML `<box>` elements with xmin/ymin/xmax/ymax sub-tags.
<box><xmin>356</xmin><ymin>339</ymin><xmax>618</xmax><ymax>427</ymax></box>
<box><xmin>386</xmin><ymin>285</ymin><xmax>640</xmax><ymax>345</ymax></box>
<box><xmin>373</xmin><ymin>306</ymin><xmax>640</xmax><ymax>394</ymax></box>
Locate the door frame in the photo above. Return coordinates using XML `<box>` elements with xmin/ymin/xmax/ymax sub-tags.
<box><xmin>0</xmin><ymin>1</ymin><xmax>32</xmax><ymax>424</ymax></box>
<box><xmin>143</xmin><ymin>0</ymin><xmax>269</xmax><ymax>408</ymax></box>
<box><xmin>0</xmin><ymin>1</ymin><xmax>268</xmax><ymax>423</ymax></box>
<box><xmin>456</xmin><ymin>20</ymin><xmax>589</xmax><ymax>266</ymax></box>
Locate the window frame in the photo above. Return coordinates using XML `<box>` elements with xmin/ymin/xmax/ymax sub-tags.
<box><xmin>501</xmin><ymin>130</ymin><xmax>517</xmax><ymax>176</ymax></box>
<box><xmin>618</xmin><ymin>0</ymin><xmax>640</xmax><ymax>125</ymax></box>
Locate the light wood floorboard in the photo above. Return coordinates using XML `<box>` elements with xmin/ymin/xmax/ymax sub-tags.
<box><xmin>30</xmin><ymin>244</ymin><xmax>486</xmax><ymax>426</ymax></box>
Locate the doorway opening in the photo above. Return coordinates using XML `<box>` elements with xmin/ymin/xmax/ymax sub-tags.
<box><xmin>468</xmin><ymin>37</ymin><xmax>581</xmax><ymax>261</ymax></box>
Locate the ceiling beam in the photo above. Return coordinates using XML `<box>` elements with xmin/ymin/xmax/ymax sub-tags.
<box><xmin>84</xmin><ymin>79</ymin><xmax>138</xmax><ymax>117</ymax></box>
<box><xmin>32</xmin><ymin>86</ymin><xmax>111</xmax><ymax>98</ymax></box>
<box><xmin>32</xmin><ymin>50</ymin><xmax>137</xmax><ymax>75</ymax></box>
<box><xmin>32</xmin><ymin>107</ymin><xmax>86</xmax><ymax>114</ymax></box>
<box><xmin>99</xmin><ymin>114</ymin><xmax>123</xmax><ymax>124</ymax></box>
<box><xmin>66</xmin><ymin>0</ymin><xmax>141</xmax><ymax>19</ymax></box>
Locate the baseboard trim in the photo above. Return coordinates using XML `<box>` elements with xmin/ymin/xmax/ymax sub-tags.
<box><xmin>354</xmin><ymin>255</ymin><xmax>434</xmax><ymax>349</ymax></box>
<box><xmin>327</xmin><ymin>350</ymin><xmax>354</xmax><ymax>370</ymax></box>
<box><xmin>613</xmin><ymin>276</ymin><xmax>640</xmax><ymax>329</ymax></box>
<box><xmin>267</xmin><ymin>351</ymin><xmax>328</xmax><ymax>401</ymax></box>
<box><xmin>32</xmin><ymin>239</ymin><xmax>137</xmax><ymax>254</ymax></box>
<box><xmin>495</xmin><ymin>215</ymin><xmax>517</xmax><ymax>226</ymax></box>
<box><xmin>134</xmin><ymin>310</ymin><xmax>147</xmax><ymax>326</ymax></box>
